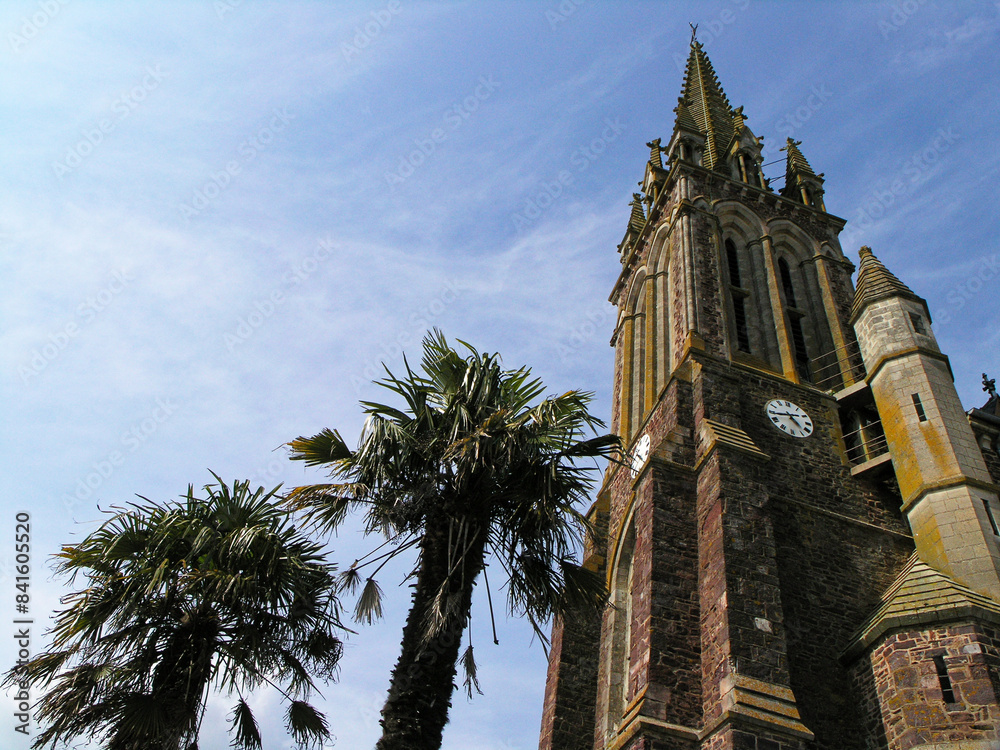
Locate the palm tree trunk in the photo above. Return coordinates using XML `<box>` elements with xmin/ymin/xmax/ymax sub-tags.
<box><xmin>375</xmin><ymin>520</ymin><xmax>486</xmax><ymax>750</ymax></box>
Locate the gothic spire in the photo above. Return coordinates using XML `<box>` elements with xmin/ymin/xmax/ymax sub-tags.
<box><xmin>675</xmin><ymin>36</ymin><xmax>737</xmax><ymax>171</ymax></box>
<box><xmin>782</xmin><ymin>138</ymin><xmax>816</xmax><ymax>178</ymax></box>
<box><xmin>628</xmin><ymin>193</ymin><xmax>646</xmax><ymax>232</ymax></box>
<box><xmin>646</xmin><ymin>138</ymin><xmax>663</xmax><ymax>169</ymax></box>
<box><xmin>850</xmin><ymin>246</ymin><xmax>927</xmax><ymax>323</ymax></box>
<box><xmin>780</xmin><ymin>138</ymin><xmax>826</xmax><ymax>208</ymax></box>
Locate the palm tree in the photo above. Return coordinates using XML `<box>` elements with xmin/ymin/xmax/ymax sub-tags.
<box><xmin>5</xmin><ymin>476</ymin><xmax>345</xmax><ymax>750</ymax></box>
<box><xmin>286</xmin><ymin>330</ymin><xmax>618</xmax><ymax>750</ymax></box>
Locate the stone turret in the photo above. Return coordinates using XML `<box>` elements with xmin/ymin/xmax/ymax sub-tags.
<box><xmin>851</xmin><ymin>246</ymin><xmax>1000</xmax><ymax>598</ymax></box>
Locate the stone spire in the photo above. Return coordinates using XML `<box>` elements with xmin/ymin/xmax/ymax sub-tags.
<box><xmin>780</xmin><ymin>138</ymin><xmax>825</xmax><ymax>207</ymax></box>
<box><xmin>646</xmin><ymin>138</ymin><xmax>663</xmax><ymax>169</ymax></box>
<box><xmin>850</xmin><ymin>246</ymin><xmax>927</xmax><ymax>323</ymax></box>
<box><xmin>674</xmin><ymin>36</ymin><xmax>737</xmax><ymax>171</ymax></box>
<box><xmin>628</xmin><ymin>192</ymin><xmax>646</xmax><ymax>232</ymax></box>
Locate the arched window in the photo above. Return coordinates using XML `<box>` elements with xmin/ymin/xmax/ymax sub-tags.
<box><xmin>609</xmin><ymin>520</ymin><xmax>636</xmax><ymax>723</ymax></box>
<box><xmin>725</xmin><ymin>239</ymin><xmax>751</xmax><ymax>354</ymax></box>
<box><xmin>779</xmin><ymin>257</ymin><xmax>810</xmax><ymax>380</ymax></box>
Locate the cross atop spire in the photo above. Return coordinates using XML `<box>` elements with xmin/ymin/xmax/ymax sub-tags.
<box><xmin>674</xmin><ymin>36</ymin><xmax>737</xmax><ymax>171</ymax></box>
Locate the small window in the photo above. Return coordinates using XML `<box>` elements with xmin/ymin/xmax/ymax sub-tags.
<box><xmin>909</xmin><ymin>312</ymin><xmax>927</xmax><ymax>335</ymax></box>
<box><xmin>932</xmin><ymin>655</ymin><xmax>956</xmax><ymax>703</ymax></box>
<box><xmin>912</xmin><ymin>393</ymin><xmax>927</xmax><ymax>422</ymax></box>
<box><xmin>983</xmin><ymin>497</ymin><xmax>1000</xmax><ymax>536</ymax></box>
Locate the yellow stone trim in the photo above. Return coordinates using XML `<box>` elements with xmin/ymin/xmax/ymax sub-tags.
<box><xmin>812</xmin><ymin>253</ymin><xmax>857</xmax><ymax>388</ymax></box>
<box><xmin>758</xmin><ymin>235</ymin><xmax>799</xmax><ymax>381</ymax></box>
<box><xmin>702</xmin><ymin>419</ymin><xmax>770</xmax><ymax>459</ymax></box>
<box><xmin>644</xmin><ymin>273</ymin><xmax>658</xmax><ymax>414</ymax></box>
<box><xmin>609</xmin><ymin>715</ymin><xmax>699</xmax><ymax>750</ymax></box>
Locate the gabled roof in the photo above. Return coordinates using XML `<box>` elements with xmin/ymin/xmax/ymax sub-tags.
<box><xmin>850</xmin><ymin>246</ymin><xmax>928</xmax><ymax>323</ymax></box>
<box><xmin>843</xmin><ymin>554</ymin><xmax>1000</xmax><ymax>661</ymax></box>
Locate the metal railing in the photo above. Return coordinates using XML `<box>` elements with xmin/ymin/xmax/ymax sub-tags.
<box><xmin>810</xmin><ymin>339</ymin><xmax>866</xmax><ymax>393</ymax></box>
<box><xmin>842</xmin><ymin>422</ymin><xmax>889</xmax><ymax>466</ymax></box>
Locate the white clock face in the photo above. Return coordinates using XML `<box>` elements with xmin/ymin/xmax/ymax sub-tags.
<box><xmin>765</xmin><ymin>399</ymin><xmax>813</xmax><ymax>438</ymax></box>
<box><xmin>630</xmin><ymin>433</ymin><xmax>651</xmax><ymax>476</ymax></box>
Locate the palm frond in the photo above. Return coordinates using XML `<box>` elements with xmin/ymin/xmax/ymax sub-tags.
<box><xmin>229</xmin><ymin>698</ymin><xmax>262</xmax><ymax>750</ymax></box>
<box><xmin>288</xmin><ymin>428</ymin><xmax>352</xmax><ymax>466</ymax></box>
<box><xmin>460</xmin><ymin>644</ymin><xmax>482</xmax><ymax>699</ymax></box>
<box><xmin>286</xmin><ymin>700</ymin><xmax>330</xmax><ymax>746</ymax></box>
<box><xmin>354</xmin><ymin>577</ymin><xmax>384</xmax><ymax>625</ymax></box>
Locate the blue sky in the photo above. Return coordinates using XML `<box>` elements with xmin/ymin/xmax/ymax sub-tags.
<box><xmin>1</xmin><ymin>1</ymin><xmax>998</xmax><ymax>748</ymax></box>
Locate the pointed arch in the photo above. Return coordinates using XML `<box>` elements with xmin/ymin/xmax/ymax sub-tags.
<box><xmin>768</xmin><ymin>219</ymin><xmax>832</xmax><ymax>384</ymax></box>
<box><xmin>606</xmin><ymin>505</ymin><xmax>637</xmax><ymax>730</ymax></box>
<box><xmin>714</xmin><ymin>201</ymin><xmax>780</xmax><ymax>368</ymax></box>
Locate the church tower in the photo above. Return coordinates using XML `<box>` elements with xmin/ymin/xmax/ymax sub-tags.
<box><xmin>538</xmin><ymin>35</ymin><xmax>1000</xmax><ymax>750</ymax></box>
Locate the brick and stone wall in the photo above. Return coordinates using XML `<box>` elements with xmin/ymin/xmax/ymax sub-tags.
<box><xmin>859</xmin><ymin>624</ymin><xmax>1000</xmax><ymax>750</ymax></box>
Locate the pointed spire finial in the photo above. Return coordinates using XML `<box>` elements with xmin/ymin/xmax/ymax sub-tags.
<box><xmin>690</xmin><ymin>23</ymin><xmax>698</xmax><ymax>45</ymax></box>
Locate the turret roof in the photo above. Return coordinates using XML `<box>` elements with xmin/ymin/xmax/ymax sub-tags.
<box><xmin>843</xmin><ymin>554</ymin><xmax>1000</xmax><ymax>660</ymax></box>
<box><xmin>850</xmin><ymin>246</ymin><xmax>927</xmax><ymax>323</ymax></box>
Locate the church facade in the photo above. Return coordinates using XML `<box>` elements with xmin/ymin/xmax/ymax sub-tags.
<box><xmin>538</xmin><ymin>37</ymin><xmax>1000</xmax><ymax>750</ymax></box>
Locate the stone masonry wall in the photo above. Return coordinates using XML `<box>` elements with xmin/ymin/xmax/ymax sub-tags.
<box><xmin>863</xmin><ymin>624</ymin><xmax>1000</xmax><ymax>750</ymax></box>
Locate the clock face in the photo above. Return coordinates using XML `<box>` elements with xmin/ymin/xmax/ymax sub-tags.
<box><xmin>765</xmin><ymin>399</ymin><xmax>813</xmax><ymax>438</ymax></box>
<box><xmin>630</xmin><ymin>433</ymin><xmax>651</xmax><ymax>477</ymax></box>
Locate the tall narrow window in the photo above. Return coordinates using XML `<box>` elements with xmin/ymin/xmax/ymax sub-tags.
<box><xmin>909</xmin><ymin>312</ymin><xmax>927</xmax><ymax>335</ymax></box>
<box><xmin>779</xmin><ymin>258</ymin><xmax>809</xmax><ymax>380</ymax></box>
<box><xmin>933</xmin><ymin>655</ymin><xmax>957</xmax><ymax>703</ymax></box>
<box><xmin>726</xmin><ymin>240</ymin><xmax>742</xmax><ymax>287</ymax></box>
<box><xmin>608</xmin><ymin>522</ymin><xmax>636</xmax><ymax>726</ymax></box>
<box><xmin>726</xmin><ymin>239</ymin><xmax>751</xmax><ymax>354</ymax></box>
<box><xmin>912</xmin><ymin>393</ymin><xmax>927</xmax><ymax>422</ymax></box>
<box><xmin>779</xmin><ymin>258</ymin><xmax>797</xmax><ymax>307</ymax></box>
